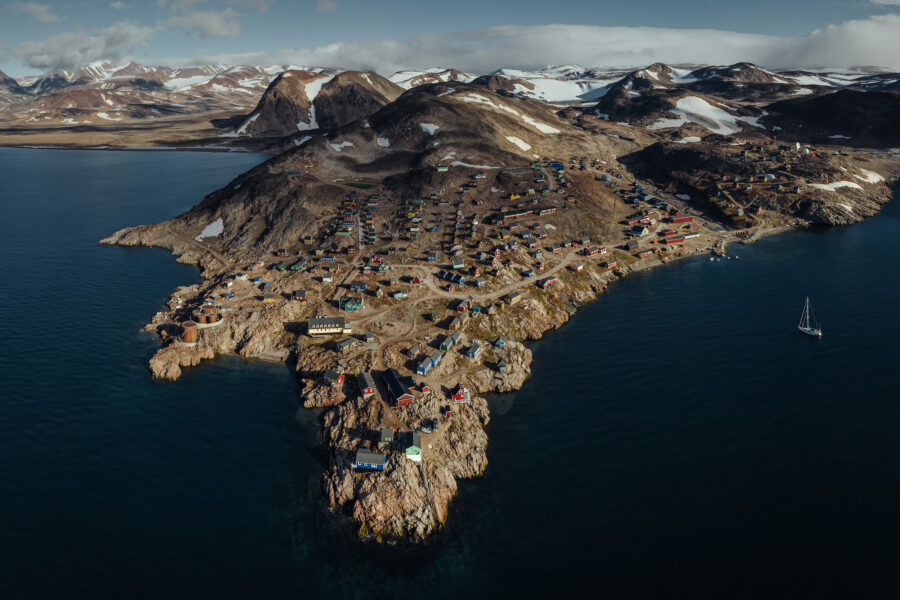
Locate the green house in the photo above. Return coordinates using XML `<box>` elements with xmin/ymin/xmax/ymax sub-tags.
<box><xmin>405</xmin><ymin>431</ymin><xmax>422</xmax><ymax>462</ymax></box>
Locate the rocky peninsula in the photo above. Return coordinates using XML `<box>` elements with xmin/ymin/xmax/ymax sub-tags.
<box><xmin>101</xmin><ymin>82</ymin><xmax>899</xmax><ymax>540</ymax></box>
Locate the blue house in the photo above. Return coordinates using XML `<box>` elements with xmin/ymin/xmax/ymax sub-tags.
<box><xmin>495</xmin><ymin>337</ymin><xmax>506</xmax><ymax>349</ymax></box>
<box><xmin>417</xmin><ymin>358</ymin><xmax>433</xmax><ymax>376</ymax></box>
<box><xmin>354</xmin><ymin>448</ymin><xmax>386</xmax><ymax>471</ymax></box>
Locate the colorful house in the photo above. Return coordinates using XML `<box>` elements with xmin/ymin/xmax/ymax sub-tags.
<box><xmin>383</xmin><ymin>368</ymin><xmax>414</xmax><ymax>406</ymax></box>
<box><xmin>323</xmin><ymin>369</ymin><xmax>344</xmax><ymax>386</ymax></box>
<box><xmin>405</xmin><ymin>432</ymin><xmax>423</xmax><ymax>462</ymax></box>
<box><xmin>357</xmin><ymin>372</ymin><xmax>376</xmax><ymax>397</ymax></box>
<box><xmin>355</xmin><ymin>448</ymin><xmax>386</xmax><ymax>471</ymax></box>
<box><xmin>451</xmin><ymin>384</ymin><xmax>471</xmax><ymax>404</ymax></box>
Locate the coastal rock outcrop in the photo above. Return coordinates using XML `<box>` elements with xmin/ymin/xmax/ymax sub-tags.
<box><xmin>321</xmin><ymin>392</ymin><xmax>489</xmax><ymax>539</ymax></box>
<box><xmin>149</xmin><ymin>344</ymin><xmax>215</xmax><ymax>380</ymax></box>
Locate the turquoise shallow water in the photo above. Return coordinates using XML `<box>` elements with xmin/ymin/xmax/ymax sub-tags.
<box><xmin>0</xmin><ymin>148</ymin><xmax>898</xmax><ymax>599</ymax></box>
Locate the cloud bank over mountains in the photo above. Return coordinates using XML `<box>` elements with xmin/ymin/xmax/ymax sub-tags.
<box><xmin>10</xmin><ymin>14</ymin><xmax>900</xmax><ymax>73</ymax></box>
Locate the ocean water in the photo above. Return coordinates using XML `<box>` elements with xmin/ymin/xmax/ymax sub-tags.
<box><xmin>0</xmin><ymin>148</ymin><xmax>897</xmax><ymax>599</ymax></box>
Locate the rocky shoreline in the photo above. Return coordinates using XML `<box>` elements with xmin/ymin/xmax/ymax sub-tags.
<box><xmin>98</xmin><ymin>112</ymin><xmax>899</xmax><ymax>541</ymax></box>
<box><xmin>103</xmin><ymin>217</ymin><xmax>795</xmax><ymax>540</ymax></box>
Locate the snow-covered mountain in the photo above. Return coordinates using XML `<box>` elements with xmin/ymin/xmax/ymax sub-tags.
<box><xmin>0</xmin><ymin>61</ymin><xmax>323</xmax><ymax>125</ymax></box>
<box><xmin>2</xmin><ymin>59</ymin><xmax>897</xmax><ymax>149</ymax></box>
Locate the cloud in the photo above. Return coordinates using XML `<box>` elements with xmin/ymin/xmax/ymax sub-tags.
<box><xmin>7</xmin><ymin>2</ymin><xmax>61</xmax><ymax>23</ymax></box>
<box><xmin>157</xmin><ymin>0</ymin><xmax>209</xmax><ymax>10</ymax></box>
<box><xmin>15</xmin><ymin>22</ymin><xmax>154</xmax><ymax>70</ymax></box>
<box><xmin>316</xmin><ymin>0</ymin><xmax>336</xmax><ymax>14</ymax></box>
<box><xmin>164</xmin><ymin>8</ymin><xmax>241</xmax><ymax>38</ymax></box>
<box><xmin>109</xmin><ymin>1</ymin><xmax>127</xmax><ymax>9</ymax></box>
<box><xmin>174</xmin><ymin>17</ymin><xmax>900</xmax><ymax>73</ymax></box>
<box><xmin>869</xmin><ymin>0</ymin><xmax>900</xmax><ymax>5</ymax></box>
<box><xmin>230</xmin><ymin>0</ymin><xmax>274</xmax><ymax>13</ymax></box>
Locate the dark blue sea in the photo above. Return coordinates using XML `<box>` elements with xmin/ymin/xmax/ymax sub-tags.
<box><xmin>1</xmin><ymin>148</ymin><xmax>897</xmax><ymax>599</ymax></box>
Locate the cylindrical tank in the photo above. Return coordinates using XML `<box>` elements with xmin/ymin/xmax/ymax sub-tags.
<box><xmin>201</xmin><ymin>305</ymin><xmax>216</xmax><ymax>314</ymax></box>
<box><xmin>208</xmin><ymin>313</ymin><xmax>219</xmax><ymax>323</ymax></box>
<box><xmin>200</xmin><ymin>313</ymin><xmax>210</xmax><ymax>324</ymax></box>
<box><xmin>181</xmin><ymin>322</ymin><xmax>198</xmax><ymax>343</ymax></box>
<box><xmin>192</xmin><ymin>310</ymin><xmax>202</xmax><ymax>323</ymax></box>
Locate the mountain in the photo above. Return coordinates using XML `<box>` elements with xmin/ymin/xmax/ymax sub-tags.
<box><xmin>687</xmin><ymin>62</ymin><xmax>789</xmax><ymax>84</ymax></box>
<box><xmin>312</xmin><ymin>71</ymin><xmax>405</xmax><ymax>130</ymax></box>
<box><xmin>390</xmin><ymin>66</ymin><xmax>625</xmax><ymax>102</ymax></box>
<box><xmin>0</xmin><ymin>61</ymin><xmax>311</xmax><ymax>129</ymax></box>
<box><xmin>389</xmin><ymin>68</ymin><xmax>475</xmax><ymax>89</ymax></box>
<box><xmin>0</xmin><ymin>69</ymin><xmax>28</xmax><ymax>104</ymax></box>
<box><xmin>104</xmin><ymin>81</ymin><xmax>617</xmax><ymax>262</ymax></box>
<box><xmin>763</xmin><ymin>89</ymin><xmax>900</xmax><ymax>147</ymax></box>
<box><xmin>222</xmin><ymin>70</ymin><xmax>403</xmax><ymax>139</ymax></box>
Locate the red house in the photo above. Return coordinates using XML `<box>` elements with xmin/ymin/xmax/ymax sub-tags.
<box><xmin>451</xmin><ymin>384</ymin><xmax>471</xmax><ymax>403</ymax></box>
<box><xmin>664</xmin><ymin>237</ymin><xmax>685</xmax><ymax>244</ymax></box>
<box><xmin>357</xmin><ymin>372</ymin><xmax>376</xmax><ymax>398</ymax></box>
<box><xmin>323</xmin><ymin>369</ymin><xmax>344</xmax><ymax>386</ymax></box>
<box><xmin>672</xmin><ymin>215</ymin><xmax>694</xmax><ymax>224</ymax></box>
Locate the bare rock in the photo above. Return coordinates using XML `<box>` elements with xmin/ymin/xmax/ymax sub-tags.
<box><xmin>149</xmin><ymin>344</ymin><xmax>215</xmax><ymax>380</ymax></box>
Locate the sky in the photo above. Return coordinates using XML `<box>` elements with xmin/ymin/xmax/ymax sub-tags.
<box><xmin>2</xmin><ymin>0</ymin><xmax>900</xmax><ymax>77</ymax></box>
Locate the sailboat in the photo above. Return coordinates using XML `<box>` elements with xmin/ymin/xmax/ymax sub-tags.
<box><xmin>798</xmin><ymin>297</ymin><xmax>822</xmax><ymax>337</ymax></box>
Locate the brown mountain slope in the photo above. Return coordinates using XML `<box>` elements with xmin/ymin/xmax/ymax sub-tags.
<box><xmin>226</xmin><ymin>70</ymin><xmax>402</xmax><ymax>138</ymax></box>
<box><xmin>312</xmin><ymin>71</ymin><xmax>404</xmax><ymax>130</ymax></box>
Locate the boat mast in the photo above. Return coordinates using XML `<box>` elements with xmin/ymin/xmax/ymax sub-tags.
<box><xmin>799</xmin><ymin>297</ymin><xmax>809</xmax><ymax>329</ymax></box>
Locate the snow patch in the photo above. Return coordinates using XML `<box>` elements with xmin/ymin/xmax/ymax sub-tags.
<box><xmin>648</xmin><ymin>96</ymin><xmax>763</xmax><ymax>135</ymax></box>
<box><xmin>296</xmin><ymin>75</ymin><xmax>333</xmax><ymax>131</ymax></box>
<box><xmin>294</xmin><ymin>135</ymin><xmax>312</xmax><ymax>146</ymax></box>
<box><xmin>506</xmin><ymin>136</ymin><xmax>531</xmax><ymax>151</ymax></box>
<box><xmin>793</xmin><ymin>88</ymin><xmax>814</xmax><ymax>95</ymax></box>
<box><xmin>377</xmin><ymin>137</ymin><xmax>390</xmax><ymax>147</ymax></box>
<box><xmin>420</xmin><ymin>123</ymin><xmax>439</xmax><ymax>135</ymax></box>
<box><xmin>676</xmin><ymin>136</ymin><xmax>701</xmax><ymax>144</ymax></box>
<box><xmin>450</xmin><ymin>161</ymin><xmax>498</xmax><ymax>169</ymax></box>
<box><xmin>676</xmin><ymin>194</ymin><xmax>691</xmax><ymax>201</ymax></box>
<box><xmin>458</xmin><ymin>93</ymin><xmax>559</xmax><ymax>134</ymax></box>
<box><xmin>809</xmin><ymin>181</ymin><xmax>864</xmax><ymax>192</ymax></box>
<box><xmin>330</xmin><ymin>141</ymin><xmax>354</xmax><ymax>152</ymax></box>
<box><xmin>195</xmin><ymin>218</ymin><xmax>224</xmax><ymax>241</ymax></box>
<box><xmin>855</xmin><ymin>169</ymin><xmax>884</xmax><ymax>184</ymax></box>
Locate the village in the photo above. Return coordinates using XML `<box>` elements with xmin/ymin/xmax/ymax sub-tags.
<box><xmin>126</xmin><ymin>134</ymin><xmax>895</xmax><ymax>539</ymax></box>
<box><xmin>160</xmin><ymin>151</ymin><xmax>746</xmax><ymax>461</ymax></box>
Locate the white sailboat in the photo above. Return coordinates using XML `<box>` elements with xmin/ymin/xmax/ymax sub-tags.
<box><xmin>798</xmin><ymin>297</ymin><xmax>822</xmax><ymax>337</ymax></box>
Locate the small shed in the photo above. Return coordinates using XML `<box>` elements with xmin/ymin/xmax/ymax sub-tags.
<box><xmin>380</xmin><ymin>427</ymin><xmax>395</xmax><ymax>444</ymax></box>
<box><xmin>336</xmin><ymin>338</ymin><xmax>358</xmax><ymax>353</ymax></box>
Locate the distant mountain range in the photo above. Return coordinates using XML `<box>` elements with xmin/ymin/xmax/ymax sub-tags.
<box><xmin>1</xmin><ymin>60</ymin><xmax>898</xmax><ymax>150</ymax></box>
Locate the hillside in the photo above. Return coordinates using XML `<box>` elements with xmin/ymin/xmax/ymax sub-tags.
<box><xmin>762</xmin><ymin>89</ymin><xmax>900</xmax><ymax>147</ymax></box>
<box><xmin>223</xmin><ymin>70</ymin><xmax>403</xmax><ymax>139</ymax></box>
<box><xmin>0</xmin><ymin>69</ymin><xmax>27</xmax><ymax>104</ymax></box>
